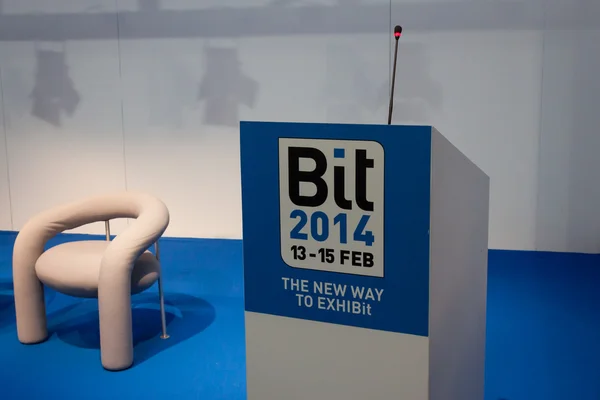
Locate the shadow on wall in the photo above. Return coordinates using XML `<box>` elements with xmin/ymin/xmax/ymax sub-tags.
<box><xmin>382</xmin><ymin>42</ymin><xmax>443</xmax><ymax>123</ymax></box>
<box><xmin>197</xmin><ymin>46</ymin><xmax>259</xmax><ymax>128</ymax></box>
<box><xmin>323</xmin><ymin>42</ymin><xmax>442</xmax><ymax>124</ymax></box>
<box><xmin>30</xmin><ymin>45</ymin><xmax>80</xmax><ymax>127</ymax></box>
<box><xmin>143</xmin><ymin>45</ymin><xmax>259</xmax><ymax>129</ymax></box>
<box><xmin>323</xmin><ymin>43</ymin><xmax>383</xmax><ymax>122</ymax></box>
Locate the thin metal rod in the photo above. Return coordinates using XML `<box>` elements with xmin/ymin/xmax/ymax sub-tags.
<box><xmin>155</xmin><ymin>241</ymin><xmax>169</xmax><ymax>339</ymax></box>
<box><xmin>104</xmin><ymin>221</ymin><xmax>111</xmax><ymax>241</ymax></box>
<box><xmin>388</xmin><ymin>36</ymin><xmax>400</xmax><ymax>125</ymax></box>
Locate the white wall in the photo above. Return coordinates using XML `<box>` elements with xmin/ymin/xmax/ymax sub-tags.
<box><xmin>0</xmin><ymin>0</ymin><xmax>597</xmax><ymax>253</ymax></box>
<box><xmin>535</xmin><ymin>0</ymin><xmax>600</xmax><ymax>253</ymax></box>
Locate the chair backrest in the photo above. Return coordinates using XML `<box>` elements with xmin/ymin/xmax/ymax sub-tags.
<box><xmin>13</xmin><ymin>191</ymin><xmax>170</xmax><ymax>277</ymax></box>
<box><xmin>25</xmin><ymin>191</ymin><xmax>169</xmax><ymax>233</ymax></box>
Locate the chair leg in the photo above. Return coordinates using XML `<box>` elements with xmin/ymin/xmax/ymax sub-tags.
<box><xmin>98</xmin><ymin>270</ymin><xmax>134</xmax><ymax>371</ymax></box>
<box><xmin>155</xmin><ymin>241</ymin><xmax>169</xmax><ymax>339</ymax></box>
<box><xmin>13</xmin><ymin>277</ymin><xmax>49</xmax><ymax>344</ymax></box>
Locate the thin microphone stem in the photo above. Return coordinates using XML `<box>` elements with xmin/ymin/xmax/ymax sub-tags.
<box><xmin>388</xmin><ymin>37</ymin><xmax>400</xmax><ymax>125</ymax></box>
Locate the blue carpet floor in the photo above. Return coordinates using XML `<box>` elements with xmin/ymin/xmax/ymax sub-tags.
<box><xmin>0</xmin><ymin>231</ymin><xmax>599</xmax><ymax>400</ymax></box>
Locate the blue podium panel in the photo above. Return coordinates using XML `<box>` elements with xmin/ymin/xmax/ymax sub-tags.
<box><xmin>241</xmin><ymin>122</ymin><xmax>432</xmax><ymax>337</ymax></box>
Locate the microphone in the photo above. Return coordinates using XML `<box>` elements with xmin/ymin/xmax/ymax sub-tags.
<box><xmin>387</xmin><ymin>25</ymin><xmax>402</xmax><ymax>125</ymax></box>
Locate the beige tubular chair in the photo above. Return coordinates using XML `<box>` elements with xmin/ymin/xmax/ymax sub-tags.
<box><xmin>12</xmin><ymin>192</ymin><xmax>170</xmax><ymax>371</ymax></box>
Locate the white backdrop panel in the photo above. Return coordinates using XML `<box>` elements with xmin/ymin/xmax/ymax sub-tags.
<box><xmin>0</xmin><ymin>0</ymin><xmax>129</xmax><ymax>235</ymax></box>
<box><xmin>3</xmin><ymin>1</ymin><xmax>597</xmax><ymax>254</ymax></box>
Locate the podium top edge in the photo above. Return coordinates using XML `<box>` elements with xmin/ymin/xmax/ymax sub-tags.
<box><xmin>240</xmin><ymin>121</ymin><xmax>435</xmax><ymax>129</ymax></box>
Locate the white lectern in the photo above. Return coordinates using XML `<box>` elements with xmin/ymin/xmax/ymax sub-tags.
<box><xmin>240</xmin><ymin>122</ymin><xmax>489</xmax><ymax>400</ymax></box>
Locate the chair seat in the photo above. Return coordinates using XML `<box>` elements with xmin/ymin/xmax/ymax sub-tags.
<box><xmin>35</xmin><ymin>240</ymin><xmax>160</xmax><ymax>298</ymax></box>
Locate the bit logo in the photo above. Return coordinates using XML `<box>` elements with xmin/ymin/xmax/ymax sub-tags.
<box><xmin>279</xmin><ymin>138</ymin><xmax>385</xmax><ymax>277</ymax></box>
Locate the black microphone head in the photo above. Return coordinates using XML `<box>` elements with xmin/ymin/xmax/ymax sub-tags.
<box><xmin>394</xmin><ymin>25</ymin><xmax>402</xmax><ymax>39</ymax></box>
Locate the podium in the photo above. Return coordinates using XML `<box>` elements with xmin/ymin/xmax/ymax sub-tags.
<box><xmin>240</xmin><ymin>122</ymin><xmax>489</xmax><ymax>400</ymax></box>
